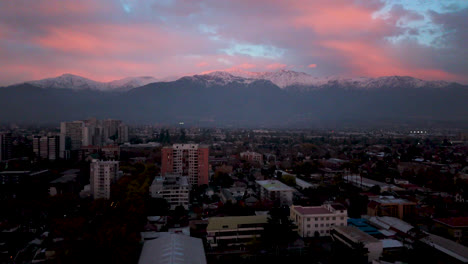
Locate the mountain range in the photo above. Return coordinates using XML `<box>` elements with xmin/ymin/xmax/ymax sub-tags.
<box><xmin>1</xmin><ymin>70</ymin><xmax>467</xmax><ymax>127</ymax></box>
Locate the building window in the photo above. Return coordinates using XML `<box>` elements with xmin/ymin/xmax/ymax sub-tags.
<box><xmin>307</xmin><ymin>224</ymin><xmax>310</xmax><ymax>228</ymax></box>
<box><xmin>315</xmin><ymin>224</ymin><xmax>318</xmax><ymax>227</ymax></box>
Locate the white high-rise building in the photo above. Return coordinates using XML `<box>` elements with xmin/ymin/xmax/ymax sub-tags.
<box><xmin>90</xmin><ymin>160</ymin><xmax>119</xmax><ymax>200</ymax></box>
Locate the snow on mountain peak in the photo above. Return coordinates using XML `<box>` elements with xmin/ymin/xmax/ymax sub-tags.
<box><xmin>26</xmin><ymin>75</ymin><xmax>158</xmax><ymax>91</ymax></box>
<box><xmin>196</xmin><ymin>69</ymin><xmax>455</xmax><ymax>89</ymax></box>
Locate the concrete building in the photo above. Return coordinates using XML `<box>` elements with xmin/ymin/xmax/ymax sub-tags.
<box><xmin>344</xmin><ymin>175</ymin><xmax>404</xmax><ymax>192</ymax></box>
<box><xmin>60</xmin><ymin>121</ymin><xmax>84</xmax><ymax>158</ymax></box>
<box><xmin>33</xmin><ymin>136</ymin><xmax>60</xmax><ymax>160</ymax></box>
<box><xmin>240</xmin><ymin>151</ymin><xmax>263</xmax><ymax>163</ymax></box>
<box><xmin>290</xmin><ymin>203</ymin><xmax>348</xmax><ymax>237</ymax></box>
<box><xmin>206</xmin><ymin>215</ymin><xmax>268</xmax><ymax>248</ymax></box>
<box><xmin>331</xmin><ymin>226</ymin><xmax>383</xmax><ymax>262</ymax></box>
<box><xmin>90</xmin><ymin>160</ymin><xmax>119</xmax><ymax>200</ymax></box>
<box><xmin>118</xmin><ymin>124</ymin><xmax>129</xmax><ymax>144</ymax></box>
<box><xmin>161</xmin><ymin>144</ymin><xmax>209</xmax><ymax>186</ymax></box>
<box><xmin>256</xmin><ymin>180</ymin><xmax>294</xmax><ymax>206</ymax></box>
<box><xmin>433</xmin><ymin>217</ymin><xmax>468</xmax><ymax>241</ymax></box>
<box><xmin>150</xmin><ymin>175</ymin><xmax>190</xmax><ymax>210</ymax></box>
<box><xmin>367</xmin><ymin>196</ymin><xmax>416</xmax><ymax>220</ymax></box>
<box><xmin>138</xmin><ymin>233</ymin><xmax>206</xmax><ymax>264</ymax></box>
<box><xmin>0</xmin><ymin>132</ymin><xmax>12</xmax><ymax>161</ymax></box>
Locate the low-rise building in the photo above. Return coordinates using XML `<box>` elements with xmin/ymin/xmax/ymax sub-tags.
<box><xmin>138</xmin><ymin>233</ymin><xmax>206</xmax><ymax>264</ymax></box>
<box><xmin>419</xmin><ymin>233</ymin><xmax>468</xmax><ymax>263</ymax></box>
<box><xmin>433</xmin><ymin>217</ymin><xmax>468</xmax><ymax>241</ymax></box>
<box><xmin>206</xmin><ymin>215</ymin><xmax>268</xmax><ymax>248</ymax></box>
<box><xmin>290</xmin><ymin>203</ymin><xmax>348</xmax><ymax>237</ymax></box>
<box><xmin>240</xmin><ymin>151</ymin><xmax>263</xmax><ymax>164</ymax></box>
<box><xmin>150</xmin><ymin>175</ymin><xmax>190</xmax><ymax>210</ymax></box>
<box><xmin>367</xmin><ymin>196</ymin><xmax>416</xmax><ymax>220</ymax></box>
<box><xmin>256</xmin><ymin>180</ymin><xmax>294</xmax><ymax>206</ymax></box>
<box><xmin>331</xmin><ymin>226</ymin><xmax>383</xmax><ymax>262</ymax></box>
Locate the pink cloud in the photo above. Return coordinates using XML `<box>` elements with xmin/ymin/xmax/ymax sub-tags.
<box><xmin>196</xmin><ymin>62</ymin><xmax>209</xmax><ymax>67</ymax></box>
<box><xmin>238</xmin><ymin>63</ymin><xmax>256</xmax><ymax>69</ymax></box>
<box><xmin>308</xmin><ymin>64</ymin><xmax>317</xmax><ymax>68</ymax></box>
<box><xmin>266</xmin><ymin>63</ymin><xmax>287</xmax><ymax>70</ymax></box>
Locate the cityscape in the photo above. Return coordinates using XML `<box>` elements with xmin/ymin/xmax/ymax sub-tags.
<box><xmin>1</xmin><ymin>1</ymin><xmax>468</xmax><ymax>264</ymax></box>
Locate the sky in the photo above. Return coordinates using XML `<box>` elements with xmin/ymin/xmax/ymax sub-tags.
<box><xmin>1</xmin><ymin>0</ymin><xmax>468</xmax><ymax>85</ymax></box>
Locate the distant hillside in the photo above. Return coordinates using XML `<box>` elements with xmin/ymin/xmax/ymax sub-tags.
<box><xmin>1</xmin><ymin>72</ymin><xmax>467</xmax><ymax>127</ymax></box>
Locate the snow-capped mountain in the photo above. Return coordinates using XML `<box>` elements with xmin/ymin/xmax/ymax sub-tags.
<box><xmin>107</xmin><ymin>76</ymin><xmax>158</xmax><ymax>91</ymax></box>
<box><xmin>197</xmin><ymin>69</ymin><xmax>455</xmax><ymax>90</ymax></box>
<box><xmin>26</xmin><ymin>74</ymin><xmax>158</xmax><ymax>91</ymax></box>
<box><xmin>183</xmin><ymin>71</ymin><xmax>257</xmax><ymax>86</ymax></box>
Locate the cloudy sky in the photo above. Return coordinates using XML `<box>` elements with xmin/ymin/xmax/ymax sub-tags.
<box><xmin>1</xmin><ymin>0</ymin><xmax>467</xmax><ymax>85</ymax></box>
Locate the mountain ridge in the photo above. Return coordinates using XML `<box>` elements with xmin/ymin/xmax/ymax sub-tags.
<box><xmin>7</xmin><ymin>70</ymin><xmax>464</xmax><ymax>92</ymax></box>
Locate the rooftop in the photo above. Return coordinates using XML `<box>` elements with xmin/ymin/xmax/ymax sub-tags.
<box><xmin>333</xmin><ymin>226</ymin><xmax>380</xmax><ymax>244</ymax></box>
<box><xmin>50</xmin><ymin>174</ymin><xmax>77</xmax><ymax>184</ymax></box>
<box><xmin>434</xmin><ymin>217</ymin><xmax>468</xmax><ymax>228</ymax></box>
<box><xmin>420</xmin><ymin>233</ymin><xmax>468</xmax><ymax>263</ymax></box>
<box><xmin>256</xmin><ymin>180</ymin><xmax>295</xmax><ymax>192</ymax></box>
<box><xmin>292</xmin><ymin>206</ymin><xmax>331</xmax><ymax>215</ymax></box>
<box><xmin>369</xmin><ymin>216</ymin><xmax>414</xmax><ymax>233</ymax></box>
<box><xmin>207</xmin><ymin>215</ymin><xmax>268</xmax><ymax>231</ymax></box>
<box><xmin>369</xmin><ymin>196</ymin><xmax>416</xmax><ymax>205</ymax></box>
<box><xmin>138</xmin><ymin>233</ymin><xmax>206</xmax><ymax>264</ymax></box>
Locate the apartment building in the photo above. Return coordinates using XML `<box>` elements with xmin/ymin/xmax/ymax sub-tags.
<box><xmin>290</xmin><ymin>203</ymin><xmax>348</xmax><ymax>237</ymax></box>
<box><xmin>256</xmin><ymin>180</ymin><xmax>295</xmax><ymax>206</ymax></box>
<box><xmin>90</xmin><ymin>160</ymin><xmax>119</xmax><ymax>200</ymax></box>
<box><xmin>150</xmin><ymin>175</ymin><xmax>190</xmax><ymax>210</ymax></box>
<box><xmin>240</xmin><ymin>151</ymin><xmax>263</xmax><ymax>163</ymax></box>
<box><xmin>161</xmin><ymin>144</ymin><xmax>209</xmax><ymax>186</ymax></box>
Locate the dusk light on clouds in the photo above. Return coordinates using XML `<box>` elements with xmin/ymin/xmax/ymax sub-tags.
<box><xmin>1</xmin><ymin>0</ymin><xmax>468</xmax><ymax>85</ymax></box>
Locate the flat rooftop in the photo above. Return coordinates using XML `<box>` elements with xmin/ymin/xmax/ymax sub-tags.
<box><xmin>369</xmin><ymin>196</ymin><xmax>416</xmax><ymax>205</ymax></box>
<box><xmin>434</xmin><ymin>217</ymin><xmax>468</xmax><ymax>228</ymax></box>
<box><xmin>292</xmin><ymin>206</ymin><xmax>331</xmax><ymax>215</ymax></box>
<box><xmin>256</xmin><ymin>180</ymin><xmax>295</xmax><ymax>192</ymax></box>
<box><xmin>207</xmin><ymin>215</ymin><xmax>268</xmax><ymax>231</ymax></box>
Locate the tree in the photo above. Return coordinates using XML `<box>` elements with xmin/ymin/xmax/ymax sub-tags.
<box><xmin>263</xmin><ymin>207</ymin><xmax>297</xmax><ymax>248</ymax></box>
<box><xmin>280</xmin><ymin>174</ymin><xmax>296</xmax><ymax>186</ymax></box>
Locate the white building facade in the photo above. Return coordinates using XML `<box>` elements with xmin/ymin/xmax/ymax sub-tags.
<box><xmin>150</xmin><ymin>175</ymin><xmax>190</xmax><ymax>210</ymax></box>
<box><xmin>90</xmin><ymin>160</ymin><xmax>119</xmax><ymax>200</ymax></box>
<box><xmin>290</xmin><ymin>203</ymin><xmax>348</xmax><ymax>237</ymax></box>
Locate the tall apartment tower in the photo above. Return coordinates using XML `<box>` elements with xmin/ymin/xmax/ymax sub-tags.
<box><xmin>33</xmin><ymin>136</ymin><xmax>60</xmax><ymax>160</ymax></box>
<box><xmin>161</xmin><ymin>144</ymin><xmax>209</xmax><ymax>186</ymax></box>
<box><xmin>117</xmin><ymin>124</ymin><xmax>129</xmax><ymax>144</ymax></box>
<box><xmin>90</xmin><ymin>160</ymin><xmax>119</xmax><ymax>200</ymax></box>
<box><xmin>60</xmin><ymin>121</ymin><xmax>84</xmax><ymax>158</ymax></box>
<box><xmin>0</xmin><ymin>133</ymin><xmax>12</xmax><ymax>161</ymax></box>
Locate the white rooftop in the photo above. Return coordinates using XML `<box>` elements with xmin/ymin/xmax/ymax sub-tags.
<box><xmin>138</xmin><ymin>233</ymin><xmax>206</xmax><ymax>264</ymax></box>
<box><xmin>256</xmin><ymin>180</ymin><xmax>295</xmax><ymax>192</ymax></box>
